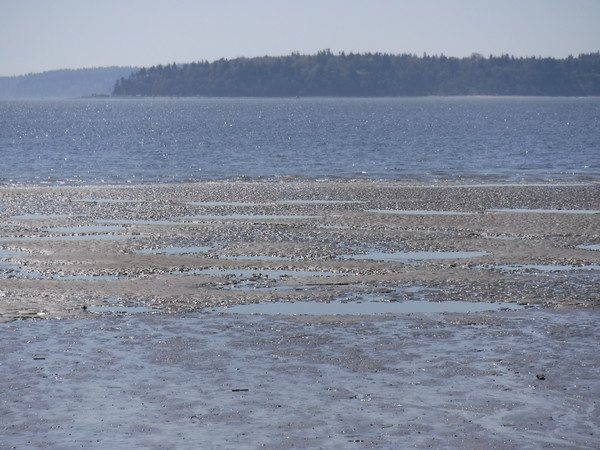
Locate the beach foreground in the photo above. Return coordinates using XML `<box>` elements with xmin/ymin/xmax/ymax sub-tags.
<box><xmin>1</xmin><ymin>181</ymin><xmax>599</xmax><ymax>448</ymax></box>
<box><xmin>2</xmin><ymin>308</ymin><xmax>598</xmax><ymax>449</ymax></box>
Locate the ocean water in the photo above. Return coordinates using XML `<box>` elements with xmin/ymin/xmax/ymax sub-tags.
<box><xmin>0</xmin><ymin>96</ymin><xmax>598</xmax><ymax>185</ymax></box>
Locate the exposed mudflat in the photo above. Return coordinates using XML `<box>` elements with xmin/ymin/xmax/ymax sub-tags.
<box><xmin>1</xmin><ymin>309</ymin><xmax>599</xmax><ymax>449</ymax></box>
<box><xmin>1</xmin><ymin>181</ymin><xmax>598</xmax><ymax>319</ymax></box>
<box><xmin>1</xmin><ymin>181</ymin><xmax>599</xmax><ymax>448</ymax></box>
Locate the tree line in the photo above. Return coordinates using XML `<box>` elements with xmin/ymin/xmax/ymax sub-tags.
<box><xmin>112</xmin><ymin>50</ymin><xmax>600</xmax><ymax>97</ymax></box>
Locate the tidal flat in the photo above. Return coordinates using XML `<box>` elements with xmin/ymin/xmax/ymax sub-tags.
<box><xmin>0</xmin><ymin>181</ymin><xmax>599</xmax><ymax>448</ymax></box>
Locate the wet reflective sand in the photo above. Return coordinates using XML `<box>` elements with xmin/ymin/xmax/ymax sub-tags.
<box><xmin>0</xmin><ymin>181</ymin><xmax>598</xmax><ymax>448</ymax></box>
<box><xmin>1</xmin><ymin>309</ymin><xmax>598</xmax><ymax>448</ymax></box>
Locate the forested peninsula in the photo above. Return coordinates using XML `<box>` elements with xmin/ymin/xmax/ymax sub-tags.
<box><xmin>112</xmin><ymin>51</ymin><xmax>600</xmax><ymax>97</ymax></box>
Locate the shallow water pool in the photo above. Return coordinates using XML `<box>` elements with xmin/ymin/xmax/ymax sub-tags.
<box><xmin>485</xmin><ymin>263</ymin><xmax>600</xmax><ymax>273</ymax></box>
<box><xmin>44</xmin><ymin>225</ymin><xmax>123</xmax><ymax>234</ymax></box>
<box><xmin>87</xmin><ymin>305</ymin><xmax>154</xmax><ymax>314</ymax></box>
<box><xmin>578</xmin><ymin>244</ymin><xmax>600</xmax><ymax>251</ymax></box>
<box><xmin>180</xmin><ymin>214</ymin><xmax>321</xmax><ymax>220</ymax></box>
<box><xmin>177</xmin><ymin>268</ymin><xmax>341</xmax><ymax>278</ymax></box>
<box><xmin>370</xmin><ymin>209</ymin><xmax>476</xmax><ymax>215</ymax></box>
<box><xmin>209</xmin><ymin>299</ymin><xmax>524</xmax><ymax>315</ymax></box>
<box><xmin>488</xmin><ymin>208</ymin><xmax>600</xmax><ymax>214</ymax></box>
<box><xmin>135</xmin><ymin>245</ymin><xmax>213</xmax><ymax>255</ymax></box>
<box><xmin>341</xmin><ymin>250</ymin><xmax>489</xmax><ymax>262</ymax></box>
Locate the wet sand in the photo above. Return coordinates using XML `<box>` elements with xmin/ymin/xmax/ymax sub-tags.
<box><xmin>0</xmin><ymin>181</ymin><xmax>598</xmax><ymax>318</ymax></box>
<box><xmin>1</xmin><ymin>181</ymin><xmax>599</xmax><ymax>448</ymax></box>
<box><xmin>1</xmin><ymin>308</ymin><xmax>598</xmax><ymax>449</ymax></box>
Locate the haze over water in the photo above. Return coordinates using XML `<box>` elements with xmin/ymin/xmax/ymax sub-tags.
<box><xmin>1</xmin><ymin>96</ymin><xmax>598</xmax><ymax>185</ymax></box>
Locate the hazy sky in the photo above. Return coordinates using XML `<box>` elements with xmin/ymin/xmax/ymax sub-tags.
<box><xmin>1</xmin><ymin>0</ymin><xmax>599</xmax><ymax>76</ymax></box>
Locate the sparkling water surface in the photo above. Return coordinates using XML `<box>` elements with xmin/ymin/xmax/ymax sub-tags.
<box><xmin>1</xmin><ymin>97</ymin><xmax>598</xmax><ymax>185</ymax></box>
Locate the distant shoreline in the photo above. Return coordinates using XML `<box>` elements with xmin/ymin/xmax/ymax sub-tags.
<box><xmin>113</xmin><ymin>51</ymin><xmax>600</xmax><ymax>97</ymax></box>
<box><xmin>2</xmin><ymin>51</ymin><xmax>599</xmax><ymax>99</ymax></box>
<box><xmin>0</xmin><ymin>67</ymin><xmax>136</xmax><ymax>100</ymax></box>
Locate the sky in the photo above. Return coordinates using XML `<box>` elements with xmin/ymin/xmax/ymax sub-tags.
<box><xmin>1</xmin><ymin>0</ymin><xmax>599</xmax><ymax>77</ymax></box>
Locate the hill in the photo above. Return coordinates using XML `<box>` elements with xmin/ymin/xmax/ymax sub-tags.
<box><xmin>112</xmin><ymin>51</ymin><xmax>600</xmax><ymax>97</ymax></box>
<box><xmin>0</xmin><ymin>67</ymin><xmax>136</xmax><ymax>99</ymax></box>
